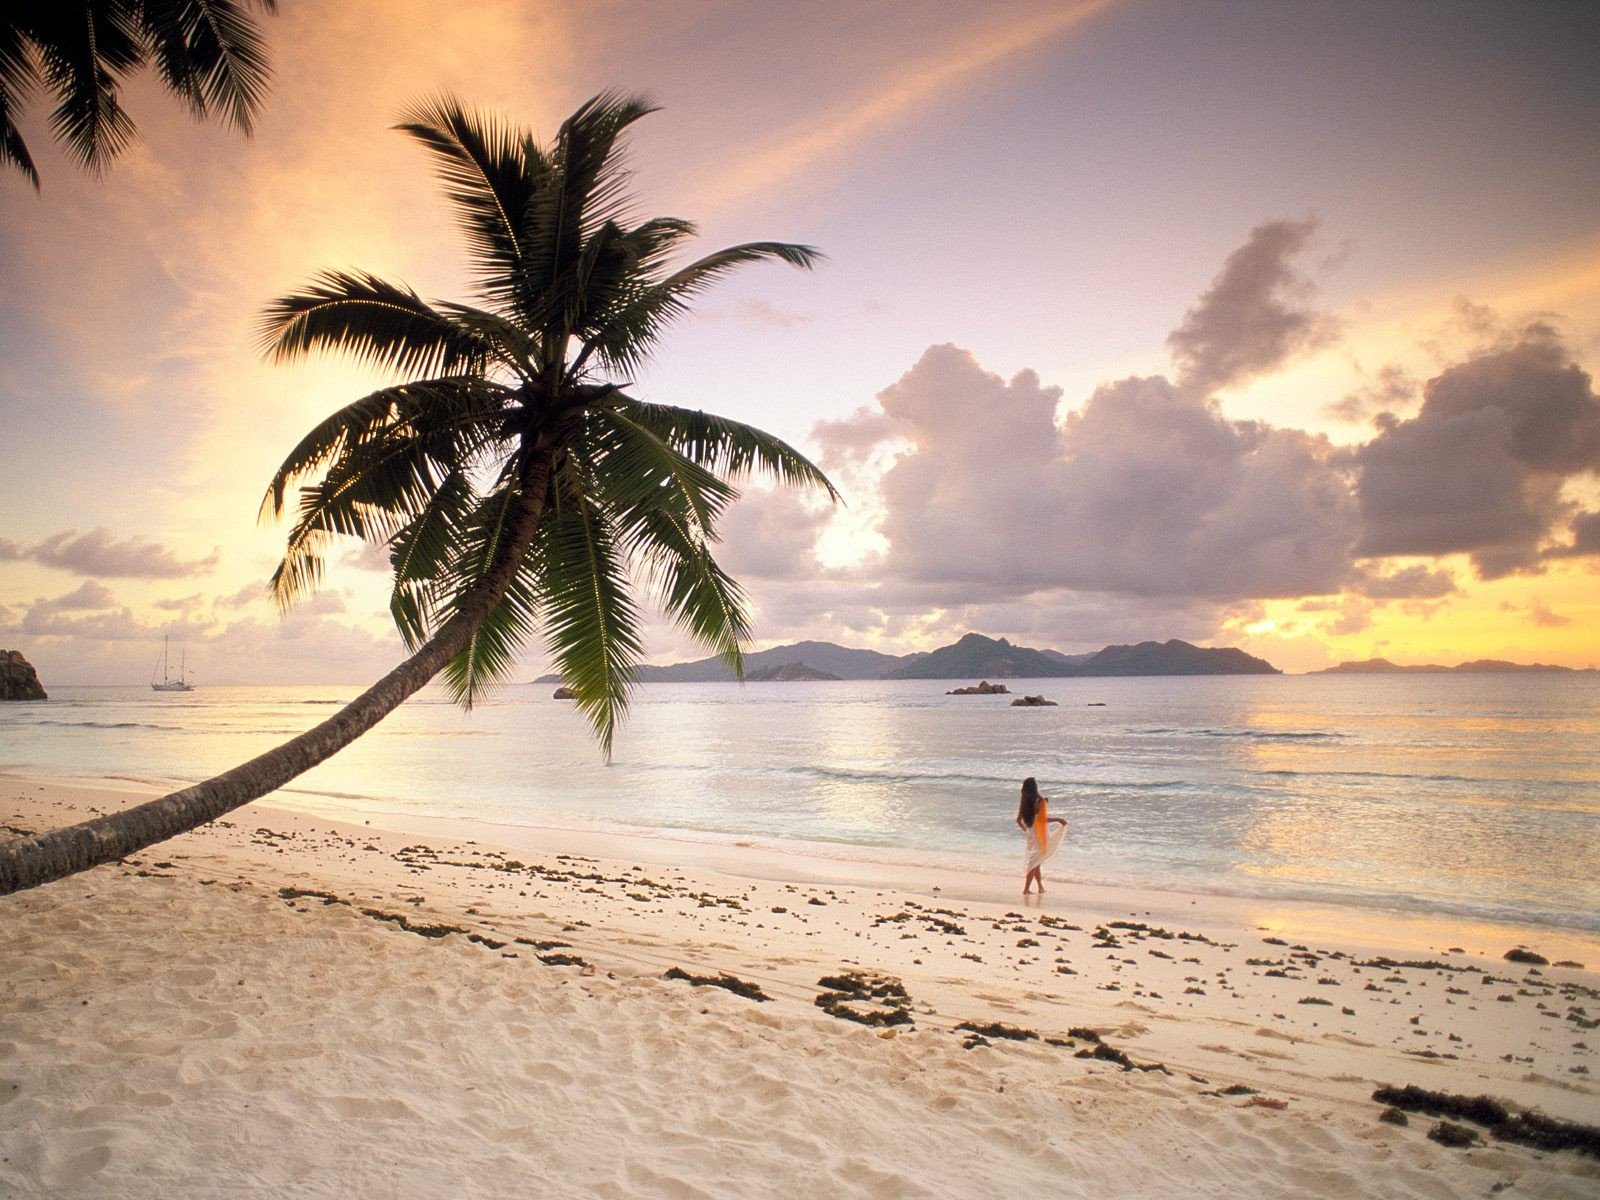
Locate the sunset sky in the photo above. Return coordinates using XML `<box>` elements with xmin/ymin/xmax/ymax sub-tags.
<box><xmin>3</xmin><ymin>0</ymin><xmax>1598</xmax><ymax>685</ymax></box>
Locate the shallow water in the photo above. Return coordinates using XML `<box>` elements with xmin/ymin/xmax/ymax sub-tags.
<box><xmin>3</xmin><ymin>672</ymin><xmax>1597</xmax><ymax>931</ymax></box>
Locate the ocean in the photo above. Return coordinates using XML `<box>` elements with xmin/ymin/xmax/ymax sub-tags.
<box><xmin>3</xmin><ymin>673</ymin><xmax>1597</xmax><ymax>933</ymax></box>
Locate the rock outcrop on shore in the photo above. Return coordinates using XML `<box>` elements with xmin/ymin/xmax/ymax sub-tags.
<box><xmin>0</xmin><ymin>650</ymin><xmax>46</xmax><ymax>701</ymax></box>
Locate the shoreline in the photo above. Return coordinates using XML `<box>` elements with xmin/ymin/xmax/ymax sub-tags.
<box><xmin>13</xmin><ymin>768</ymin><xmax>1600</xmax><ymax>962</ymax></box>
<box><xmin>4</xmin><ymin>775</ymin><xmax>1598</xmax><ymax>1196</ymax></box>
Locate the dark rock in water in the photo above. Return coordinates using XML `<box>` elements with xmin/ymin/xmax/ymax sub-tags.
<box><xmin>1504</xmin><ymin>947</ymin><xmax>1548</xmax><ymax>965</ymax></box>
<box><xmin>1010</xmin><ymin>694</ymin><xmax>1058</xmax><ymax>707</ymax></box>
<box><xmin>947</xmin><ymin>680</ymin><xmax>1009</xmax><ymax>695</ymax></box>
<box><xmin>0</xmin><ymin>650</ymin><xmax>46</xmax><ymax>701</ymax></box>
<box><xmin>553</xmin><ymin>686</ymin><xmax>575</xmax><ymax>700</ymax></box>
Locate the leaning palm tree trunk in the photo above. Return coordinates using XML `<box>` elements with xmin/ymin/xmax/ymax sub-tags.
<box><xmin>0</xmin><ymin>484</ymin><xmax>545</xmax><ymax>897</ymax></box>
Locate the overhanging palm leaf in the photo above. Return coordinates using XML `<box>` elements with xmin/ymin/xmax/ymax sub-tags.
<box><xmin>2</xmin><ymin>1</ymin><xmax>277</xmax><ymax>188</ymax></box>
<box><xmin>0</xmin><ymin>90</ymin><xmax>835</xmax><ymax>895</ymax></box>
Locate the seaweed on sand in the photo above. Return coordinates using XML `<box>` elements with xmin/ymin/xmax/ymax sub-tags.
<box><xmin>956</xmin><ymin>1020</ymin><xmax>1038</xmax><ymax>1042</ymax></box>
<box><xmin>1372</xmin><ymin>1084</ymin><xmax>1600</xmax><ymax>1158</ymax></box>
<box><xmin>663</xmin><ymin>967</ymin><xmax>771</xmax><ymax>1002</ymax></box>
<box><xmin>815</xmin><ymin>971</ymin><xmax>913</xmax><ymax>1027</ymax></box>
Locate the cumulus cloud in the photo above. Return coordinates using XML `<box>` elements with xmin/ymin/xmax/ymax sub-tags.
<box><xmin>1545</xmin><ymin>510</ymin><xmax>1600</xmax><ymax>559</ymax></box>
<box><xmin>772</xmin><ymin>224</ymin><xmax>1596</xmax><ymax>662</ymax></box>
<box><xmin>1166</xmin><ymin>218</ymin><xmax>1339</xmax><ymax>396</ymax></box>
<box><xmin>715</xmin><ymin>487</ymin><xmax>831</xmax><ymax>582</ymax></box>
<box><xmin>1348</xmin><ymin>564</ymin><xmax>1458</xmax><ymax>600</ymax></box>
<box><xmin>825</xmin><ymin>345</ymin><xmax>1360</xmax><ymax>602</ymax></box>
<box><xmin>1501</xmin><ymin>598</ymin><xmax>1572</xmax><ymax>628</ymax></box>
<box><xmin>1323</xmin><ymin>363</ymin><xmax>1418</xmax><ymax>425</ymax></box>
<box><xmin>1352</xmin><ymin>325</ymin><xmax>1600</xmax><ymax>578</ymax></box>
<box><xmin>0</xmin><ymin>528</ymin><xmax>221</xmax><ymax>578</ymax></box>
<box><xmin>32</xmin><ymin>580</ymin><xmax>118</xmax><ymax>613</ymax></box>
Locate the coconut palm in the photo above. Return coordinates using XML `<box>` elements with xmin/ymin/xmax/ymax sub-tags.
<box><xmin>2</xmin><ymin>0</ymin><xmax>277</xmax><ymax>189</ymax></box>
<box><xmin>0</xmin><ymin>92</ymin><xmax>834</xmax><ymax>895</ymax></box>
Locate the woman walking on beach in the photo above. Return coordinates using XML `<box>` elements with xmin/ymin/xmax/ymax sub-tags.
<box><xmin>1017</xmin><ymin>777</ymin><xmax>1067</xmax><ymax>895</ymax></box>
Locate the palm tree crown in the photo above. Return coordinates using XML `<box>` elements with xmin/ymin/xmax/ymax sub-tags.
<box><xmin>259</xmin><ymin>91</ymin><xmax>836</xmax><ymax>755</ymax></box>
<box><xmin>0</xmin><ymin>91</ymin><xmax>833</xmax><ymax>897</ymax></box>
<box><xmin>2</xmin><ymin>0</ymin><xmax>277</xmax><ymax>189</ymax></box>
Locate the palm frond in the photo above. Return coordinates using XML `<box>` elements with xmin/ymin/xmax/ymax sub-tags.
<box><xmin>395</xmin><ymin>96</ymin><xmax>534</xmax><ymax>309</ymax></box>
<box><xmin>623</xmin><ymin>401</ymin><xmax>840</xmax><ymax>502</ymax></box>
<box><xmin>582</xmin><ymin>241</ymin><xmax>821</xmax><ymax>374</ymax></box>
<box><xmin>436</xmin><ymin>484</ymin><xmax>543</xmax><ymax>706</ymax></box>
<box><xmin>268</xmin><ymin>398</ymin><xmax>505</xmax><ymax>609</ymax></box>
<box><xmin>630</xmin><ymin>500</ymin><xmax>750</xmax><ymax>678</ymax></box>
<box><xmin>387</xmin><ymin>467</ymin><xmax>476</xmax><ymax>649</ymax></box>
<box><xmin>0</xmin><ymin>21</ymin><xmax>37</xmax><ymax>188</ymax></box>
<box><xmin>260</xmin><ymin>376</ymin><xmax>511</xmax><ymax>521</ymax></box>
<box><xmin>0</xmin><ymin>88</ymin><xmax>37</xmax><ymax>189</ymax></box>
<box><xmin>259</xmin><ymin>270</ymin><xmax>489</xmax><ymax>378</ymax></box>
<box><xmin>536</xmin><ymin>478</ymin><xmax>643</xmax><ymax>758</ymax></box>
<box><xmin>139</xmin><ymin>0</ymin><xmax>275</xmax><ymax>133</ymax></box>
<box><xmin>581</xmin><ymin>407</ymin><xmax>738</xmax><ymax>533</ymax></box>
<box><xmin>32</xmin><ymin>4</ymin><xmax>142</xmax><ymax>172</ymax></box>
<box><xmin>551</xmin><ymin>90</ymin><xmax>658</xmax><ymax>239</ymax></box>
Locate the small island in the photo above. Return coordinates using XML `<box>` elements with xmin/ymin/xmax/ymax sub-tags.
<box><xmin>745</xmin><ymin>662</ymin><xmax>841</xmax><ymax>682</ymax></box>
<box><xmin>947</xmin><ymin>681</ymin><xmax>1009</xmax><ymax>695</ymax></box>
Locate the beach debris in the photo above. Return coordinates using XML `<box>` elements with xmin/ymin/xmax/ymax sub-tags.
<box><xmin>1505</xmin><ymin>947</ymin><xmax>1549</xmax><ymax>965</ymax></box>
<box><xmin>663</xmin><ymin>967</ymin><xmax>771</xmax><ymax>1002</ymax></box>
<box><xmin>359</xmin><ymin>907</ymin><xmax>466</xmax><ymax>939</ymax></box>
<box><xmin>534</xmin><ymin>952</ymin><xmax>588</xmax><ymax>967</ymax></box>
<box><xmin>1427</xmin><ymin>1121</ymin><xmax>1482</xmax><ymax>1149</ymax></box>
<box><xmin>1554</xmin><ymin>960</ymin><xmax>1586</xmax><ymax>969</ymax></box>
<box><xmin>1372</xmin><ymin>1084</ymin><xmax>1600</xmax><ymax>1157</ymax></box>
<box><xmin>280</xmin><ymin>886</ymin><xmax>343</xmax><ymax>905</ymax></box>
<box><xmin>956</xmin><ymin>1020</ymin><xmax>1037</xmax><ymax>1043</ymax></box>
<box><xmin>1073</xmin><ymin>1041</ymin><xmax>1168</xmax><ymax>1073</ymax></box>
<box><xmin>814</xmin><ymin>971</ymin><xmax>913</xmax><ymax>1027</ymax></box>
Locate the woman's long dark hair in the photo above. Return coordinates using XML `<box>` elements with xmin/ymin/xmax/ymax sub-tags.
<box><xmin>1018</xmin><ymin>777</ymin><xmax>1041</xmax><ymax>826</ymax></box>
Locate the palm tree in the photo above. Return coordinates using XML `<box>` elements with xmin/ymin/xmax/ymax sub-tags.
<box><xmin>2</xmin><ymin>0</ymin><xmax>277</xmax><ymax>189</ymax></box>
<box><xmin>0</xmin><ymin>92</ymin><xmax>834</xmax><ymax>895</ymax></box>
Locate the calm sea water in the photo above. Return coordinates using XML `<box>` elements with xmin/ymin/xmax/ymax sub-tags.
<box><xmin>3</xmin><ymin>674</ymin><xmax>1597</xmax><ymax>931</ymax></box>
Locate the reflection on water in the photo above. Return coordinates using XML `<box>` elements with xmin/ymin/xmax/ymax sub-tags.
<box><xmin>3</xmin><ymin>673</ymin><xmax>1597</xmax><ymax>930</ymax></box>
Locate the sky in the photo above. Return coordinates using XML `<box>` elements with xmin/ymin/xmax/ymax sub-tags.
<box><xmin>2</xmin><ymin>0</ymin><xmax>1598</xmax><ymax>685</ymax></box>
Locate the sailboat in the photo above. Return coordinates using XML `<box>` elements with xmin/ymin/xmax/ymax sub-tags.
<box><xmin>151</xmin><ymin>636</ymin><xmax>194</xmax><ymax>692</ymax></box>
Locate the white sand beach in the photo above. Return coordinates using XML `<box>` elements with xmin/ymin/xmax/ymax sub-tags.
<box><xmin>3</xmin><ymin>776</ymin><xmax>1597</xmax><ymax>1198</ymax></box>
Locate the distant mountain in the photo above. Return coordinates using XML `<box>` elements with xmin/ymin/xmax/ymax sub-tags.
<box><xmin>885</xmin><ymin>634</ymin><xmax>1279</xmax><ymax>679</ymax></box>
<box><xmin>885</xmin><ymin>633</ymin><xmax>1064</xmax><ymax>679</ymax></box>
<box><xmin>535</xmin><ymin>633</ymin><xmax>1280</xmax><ymax>684</ymax></box>
<box><xmin>745</xmin><ymin>661</ymin><xmax>842</xmax><ymax>682</ymax></box>
<box><xmin>1070</xmin><ymin>639</ymin><xmax>1280</xmax><ymax>676</ymax></box>
<box><xmin>535</xmin><ymin>640</ymin><xmax>917</xmax><ymax>683</ymax></box>
<box><xmin>1314</xmin><ymin>657</ymin><xmax>1589</xmax><ymax>675</ymax></box>
<box><xmin>1042</xmin><ymin>648</ymin><xmax>1096</xmax><ymax>667</ymax></box>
